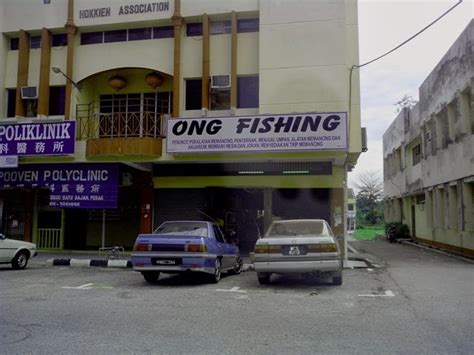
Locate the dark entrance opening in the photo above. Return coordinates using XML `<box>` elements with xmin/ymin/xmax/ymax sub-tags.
<box><xmin>273</xmin><ymin>189</ymin><xmax>330</xmax><ymax>222</ymax></box>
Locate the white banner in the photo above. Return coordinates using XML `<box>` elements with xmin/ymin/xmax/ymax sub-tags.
<box><xmin>166</xmin><ymin>113</ymin><xmax>348</xmax><ymax>154</ymax></box>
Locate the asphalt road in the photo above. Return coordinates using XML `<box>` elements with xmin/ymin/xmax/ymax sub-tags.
<box><xmin>1</xmin><ymin>239</ymin><xmax>473</xmax><ymax>354</ymax></box>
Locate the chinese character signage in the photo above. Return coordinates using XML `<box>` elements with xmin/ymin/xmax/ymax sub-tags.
<box><xmin>0</xmin><ymin>164</ymin><xmax>118</xmax><ymax>209</ymax></box>
<box><xmin>0</xmin><ymin>121</ymin><xmax>76</xmax><ymax>156</ymax></box>
<box><xmin>166</xmin><ymin>113</ymin><xmax>348</xmax><ymax>154</ymax></box>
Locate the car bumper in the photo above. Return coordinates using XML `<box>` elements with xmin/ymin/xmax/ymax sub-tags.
<box><xmin>131</xmin><ymin>253</ymin><xmax>217</xmax><ymax>275</ymax></box>
<box><xmin>254</xmin><ymin>259</ymin><xmax>341</xmax><ymax>273</ymax></box>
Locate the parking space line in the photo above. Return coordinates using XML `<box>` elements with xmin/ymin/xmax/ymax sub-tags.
<box><xmin>62</xmin><ymin>283</ymin><xmax>94</xmax><ymax>290</ymax></box>
<box><xmin>215</xmin><ymin>286</ymin><xmax>247</xmax><ymax>293</ymax></box>
<box><xmin>358</xmin><ymin>290</ymin><xmax>395</xmax><ymax>297</ymax></box>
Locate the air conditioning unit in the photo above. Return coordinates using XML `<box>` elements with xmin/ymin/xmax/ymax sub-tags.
<box><xmin>211</xmin><ymin>75</ymin><xmax>230</xmax><ymax>89</ymax></box>
<box><xmin>21</xmin><ymin>86</ymin><xmax>38</xmax><ymax>99</ymax></box>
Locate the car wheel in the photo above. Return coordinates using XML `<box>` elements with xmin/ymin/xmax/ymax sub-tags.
<box><xmin>257</xmin><ymin>272</ymin><xmax>271</xmax><ymax>285</ymax></box>
<box><xmin>209</xmin><ymin>258</ymin><xmax>222</xmax><ymax>284</ymax></box>
<box><xmin>229</xmin><ymin>255</ymin><xmax>243</xmax><ymax>275</ymax></box>
<box><xmin>142</xmin><ymin>271</ymin><xmax>160</xmax><ymax>283</ymax></box>
<box><xmin>12</xmin><ymin>251</ymin><xmax>29</xmax><ymax>270</ymax></box>
<box><xmin>332</xmin><ymin>271</ymin><xmax>343</xmax><ymax>286</ymax></box>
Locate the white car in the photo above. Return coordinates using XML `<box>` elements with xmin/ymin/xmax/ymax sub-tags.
<box><xmin>253</xmin><ymin>219</ymin><xmax>343</xmax><ymax>285</ymax></box>
<box><xmin>0</xmin><ymin>233</ymin><xmax>37</xmax><ymax>269</ymax></box>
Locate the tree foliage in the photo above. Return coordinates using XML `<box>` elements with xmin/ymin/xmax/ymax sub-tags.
<box><xmin>394</xmin><ymin>94</ymin><xmax>418</xmax><ymax>113</ymax></box>
<box><xmin>354</xmin><ymin>171</ymin><xmax>384</xmax><ymax>226</ymax></box>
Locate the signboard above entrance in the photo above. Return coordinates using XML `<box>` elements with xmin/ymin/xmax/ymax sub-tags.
<box><xmin>0</xmin><ymin>164</ymin><xmax>118</xmax><ymax>209</ymax></box>
<box><xmin>76</xmin><ymin>0</ymin><xmax>173</xmax><ymax>26</ymax></box>
<box><xmin>0</xmin><ymin>121</ymin><xmax>75</xmax><ymax>156</ymax></box>
<box><xmin>166</xmin><ymin>113</ymin><xmax>348</xmax><ymax>154</ymax></box>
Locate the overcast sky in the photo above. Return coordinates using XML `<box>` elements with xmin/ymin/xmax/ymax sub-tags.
<box><xmin>348</xmin><ymin>0</ymin><xmax>473</xmax><ymax>189</ymax></box>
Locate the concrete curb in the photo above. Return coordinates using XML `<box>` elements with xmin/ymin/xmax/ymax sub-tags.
<box><xmin>399</xmin><ymin>240</ymin><xmax>474</xmax><ymax>264</ymax></box>
<box><xmin>48</xmin><ymin>258</ymin><xmax>132</xmax><ymax>268</ymax></box>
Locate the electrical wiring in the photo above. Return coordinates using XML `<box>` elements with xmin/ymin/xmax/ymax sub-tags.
<box><xmin>348</xmin><ymin>0</ymin><xmax>463</xmax><ymax>140</ymax></box>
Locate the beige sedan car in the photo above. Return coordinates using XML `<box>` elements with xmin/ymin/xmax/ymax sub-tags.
<box><xmin>253</xmin><ymin>219</ymin><xmax>343</xmax><ymax>285</ymax></box>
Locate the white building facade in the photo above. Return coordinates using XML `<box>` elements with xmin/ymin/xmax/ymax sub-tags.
<box><xmin>0</xmin><ymin>0</ymin><xmax>361</xmax><ymax>252</ymax></box>
<box><xmin>383</xmin><ymin>20</ymin><xmax>474</xmax><ymax>257</ymax></box>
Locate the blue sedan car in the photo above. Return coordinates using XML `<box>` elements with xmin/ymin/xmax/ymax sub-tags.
<box><xmin>132</xmin><ymin>221</ymin><xmax>243</xmax><ymax>283</ymax></box>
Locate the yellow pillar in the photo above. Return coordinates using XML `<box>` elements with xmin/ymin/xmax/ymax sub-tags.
<box><xmin>15</xmin><ymin>30</ymin><xmax>30</xmax><ymax>117</ymax></box>
<box><xmin>172</xmin><ymin>0</ymin><xmax>183</xmax><ymax>117</ymax></box>
<box><xmin>38</xmin><ymin>28</ymin><xmax>52</xmax><ymax>116</ymax></box>
<box><xmin>230</xmin><ymin>11</ymin><xmax>237</xmax><ymax>111</ymax></box>
<box><xmin>201</xmin><ymin>14</ymin><xmax>210</xmax><ymax>110</ymax></box>
<box><xmin>64</xmin><ymin>0</ymin><xmax>77</xmax><ymax>120</ymax></box>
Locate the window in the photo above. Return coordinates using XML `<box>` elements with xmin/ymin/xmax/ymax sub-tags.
<box><xmin>211</xmin><ymin>89</ymin><xmax>230</xmax><ymax>110</ymax></box>
<box><xmin>153</xmin><ymin>26</ymin><xmax>174</xmax><ymax>39</ymax></box>
<box><xmin>81</xmin><ymin>31</ymin><xmax>103</xmax><ymax>45</ymax></box>
<box><xmin>447</xmin><ymin>100</ymin><xmax>456</xmax><ymax>141</ymax></box>
<box><xmin>49</xmin><ymin>86</ymin><xmax>66</xmax><ymax>115</ymax></box>
<box><xmin>185</xmin><ymin>79</ymin><xmax>202</xmax><ymax>110</ymax></box>
<box><xmin>30</xmin><ymin>36</ymin><xmax>41</xmax><ymax>49</ymax></box>
<box><xmin>6</xmin><ymin>89</ymin><xmax>16</xmax><ymax>117</ymax></box>
<box><xmin>99</xmin><ymin>92</ymin><xmax>170</xmax><ymax>137</ymax></box>
<box><xmin>210</xmin><ymin>21</ymin><xmax>231</xmax><ymax>35</ymax></box>
<box><xmin>238</xmin><ymin>18</ymin><xmax>259</xmax><ymax>33</ymax></box>
<box><xmin>448</xmin><ymin>185</ymin><xmax>458</xmax><ymax>230</ymax></box>
<box><xmin>186</xmin><ymin>23</ymin><xmax>203</xmax><ymax>37</ymax></box>
<box><xmin>128</xmin><ymin>28</ymin><xmax>152</xmax><ymax>41</ymax></box>
<box><xmin>104</xmin><ymin>29</ymin><xmax>127</xmax><ymax>43</ymax></box>
<box><xmin>348</xmin><ymin>204</ymin><xmax>354</xmax><ymax>211</ymax></box>
<box><xmin>213</xmin><ymin>225</ymin><xmax>226</xmax><ymax>243</ymax></box>
<box><xmin>10</xmin><ymin>38</ymin><xmax>19</xmax><ymax>50</ymax></box>
<box><xmin>412</xmin><ymin>144</ymin><xmax>421</xmax><ymax>166</ymax></box>
<box><xmin>52</xmin><ymin>33</ymin><xmax>68</xmax><ymax>47</ymax></box>
<box><xmin>460</xmin><ymin>88</ymin><xmax>472</xmax><ymax>134</ymax></box>
<box><xmin>237</xmin><ymin>76</ymin><xmax>259</xmax><ymax>108</ymax></box>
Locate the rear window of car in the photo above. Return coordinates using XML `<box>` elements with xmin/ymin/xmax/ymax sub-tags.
<box><xmin>266</xmin><ymin>221</ymin><xmax>325</xmax><ymax>237</ymax></box>
<box><xmin>154</xmin><ymin>222</ymin><xmax>208</xmax><ymax>237</ymax></box>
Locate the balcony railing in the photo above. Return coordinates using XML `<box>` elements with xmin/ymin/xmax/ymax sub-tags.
<box><xmin>76</xmin><ymin>102</ymin><xmax>166</xmax><ymax>140</ymax></box>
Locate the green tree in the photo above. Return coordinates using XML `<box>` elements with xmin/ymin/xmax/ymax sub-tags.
<box><xmin>354</xmin><ymin>171</ymin><xmax>384</xmax><ymax>226</ymax></box>
<box><xmin>394</xmin><ymin>94</ymin><xmax>418</xmax><ymax>113</ymax></box>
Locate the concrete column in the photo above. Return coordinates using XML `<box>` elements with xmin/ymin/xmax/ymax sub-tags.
<box><xmin>15</xmin><ymin>30</ymin><xmax>30</xmax><ymax>117</ymax></box>
<box><xmin>201</xmin><ymin>14</ymin><xmax>210</xmax><ymax>110</ymax></box>
<box><xmin>64</xmin><ymin>0</ymin><xmax>77</xmax><ymax>120</ymax></box>
<box><xmin>462</xmin><ymin>182</ymin><xmax>473</xmax><ymax>231</ymax></box>
<box><xmin>139</xmin><ymin>172</ymin><xmax>153</xmax><ymax>234</ymax></box>
<box><xmin>172</xmin><ymin>0</ymin><xmax>183</xmax><ymax>117</ymax></box>
<box><xmin>230</xmin><ymin>11</ymin><xmax>237</xmax><ymax>111</ymax></box>
<box><xmin>38</xmin><ymin>28</ymin><xmax>52</xmax><ymax>116</ymax></box>
<box><xmin>24</xmin><ymin>190</ymin><xmax>34</xmax><ymax>242</ymax></box>
<box><xmin>330</xmin><ymin>188</ymin><xmax>345</xmax><ymax>256</ymax></box>
<box><xmin>263</xmin><ymin>188</ymin><xmax>272</xmax><ymax>235</ymax></box>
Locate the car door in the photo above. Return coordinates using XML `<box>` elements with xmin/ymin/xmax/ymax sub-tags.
<box><xmin>0</xmin><ymin>238</ymin><xmax>15</xmax><ymax>262</ymax></box>
<box><xmin>212</xmin><ymin>225</ymin><xmax>232</xmax><ymax>269</ymax></box>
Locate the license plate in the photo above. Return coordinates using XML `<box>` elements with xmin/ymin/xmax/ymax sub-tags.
<box><xmin>154</xmin><ymin>259</ymin><xmax>176</xmax><ymax>265</ymax></box>
<box><xmin>283</xmin><ymin>245</ymin><xmax>307</xmax><ymax>256</ymax></box>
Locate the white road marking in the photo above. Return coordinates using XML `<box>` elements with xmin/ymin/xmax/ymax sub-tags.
<box><xmin>358</xmin><ymin>290</ymin><xmax>395</xmax><ymax>297</ymax></box>
<box><xmin>216</xmin><ymin>286</ymin><xmax>247</xmax><ymax>293</ymax></box>
<box><xmin>62</xmin><ymin>283</ymin><xmax>94</xmax><ymax>290</ymax></box>
<box><xmin>367</xmin><ymin>268</ymin><xmax>374</xmax><ymax>271</ymax></box>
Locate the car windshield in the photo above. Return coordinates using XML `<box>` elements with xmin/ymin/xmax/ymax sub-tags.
<box><xmin>266</xmin><ymin>221</ymin><xmax>325</xmax><ymax>237</ymax></box>
<box><xmin>153</xmin><ymin>222</ymin><xmax>209</xmax><ymax>237</ymax></box>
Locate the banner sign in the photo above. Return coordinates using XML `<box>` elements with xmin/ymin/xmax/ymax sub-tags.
<box><xmin>0</xmin><ymin>164</ymin><xmax>118</xmax><ymax>209</ymax></box>
<box><xmin>166</xmin><ymin>113</ymin><xmax>348</xmax><ymax>154</ymax></box>
<box><xmin>0</xmin><ymin>121</ymin><xmax>76</xmax><ymax>156</ymax></box>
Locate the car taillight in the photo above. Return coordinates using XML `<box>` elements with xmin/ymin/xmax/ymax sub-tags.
<box><xmin>307</xmin><ymin>243</ymin><xmax>338</xmax><ymax>253</ymax></box>
<box><xmin>320</xmin><ymin>243</ymin><xmax>338</xmax><ymax>252</ymax></box>
<box><xmin>255</xmin><ymin>244</ymin><xmax>268</xmax><ymax>253</ymax></box>
<box><xmin>185</xmin><ymin>244</ymin><xmax>208</xmax><ymax>252</ymax></box>
<box><xmin>133</xmin><ymin>243</ymin><xmax>150</xmax><ymax>252</ymax></box>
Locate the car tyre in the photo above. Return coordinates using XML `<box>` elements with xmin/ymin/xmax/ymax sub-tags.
<box><xmin>332</xmin><ymin>271</ymin><xmax>343</xmax><ymax>286</ymax></box>
<box><xmin>12</xmin><ymin>251</ymin><xmax>29</xmax><ymax>270</ymax></box>
<box><xmin>257</xmin><ymin>272</ymin><xmax>271</xmax><ymax>285</ymax></box>
<box><xmin>229</xmin><ymin>255</ymin><xmax>243</xmax><ymax>275</ymax></box>
<box><xmin>142</xmin><ymin>271</ymin><xmax>160</xmax><ymax>283</ymax></box>
<box><xmin>209</xmin><ymin>258</ymin><xmax>222</xmax><ymax>284</ymax></box>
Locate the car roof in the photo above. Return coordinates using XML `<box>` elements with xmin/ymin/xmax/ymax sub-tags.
<box><xmin>272</xmin><ymin>219</ymin><xmax>328</xmax><ymax>223</ymax></box>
